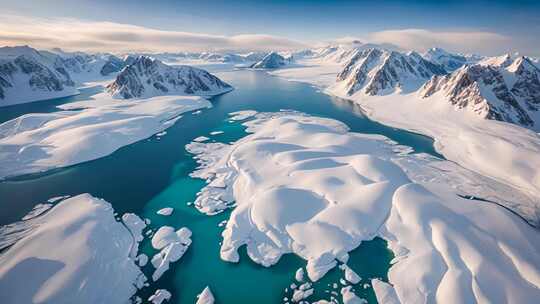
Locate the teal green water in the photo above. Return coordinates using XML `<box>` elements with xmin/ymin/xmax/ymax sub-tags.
<box><xmin>0</xmin><ymin>69</ymin><xmax>441</xmax><ymax>303</ymax></box>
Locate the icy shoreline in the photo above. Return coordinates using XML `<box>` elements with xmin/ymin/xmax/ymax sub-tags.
<box><xmin>271</xmin><ymin>62</ymin><xmax>540</xmax><ymax>226</ymax></box>
<box><xmin>0</xmin><ymin>93</ymin><xmax>211</xmax><ymax>180</ymax></box>
<box><xmin>0</xmin><ymin>194</ymin><xmax>147</xmax><ymax>304</ymax></box>
<box><xmin>188</xmin><ymin>111</ymin><xmax>540</xmax><ymax>303</ymax></box>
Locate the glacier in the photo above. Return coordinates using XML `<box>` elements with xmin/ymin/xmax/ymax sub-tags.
<box><xmin>187</xmin><ymin>111</ymin><xmax>540</xmax><ymax>303</ymax></box>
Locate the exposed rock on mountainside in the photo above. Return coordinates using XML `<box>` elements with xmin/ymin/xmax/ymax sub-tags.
<box><xmin>0</xmin><ymin>46</ymin><xmax>134</xmax><ymax>106</ymax></box>
<box><xmin>420</xmin><ymin>56</ymin><xmax>540</xmax><ymax>129</ymax></box>
<box><xmin>250</xmin><ymin>52</ymin><xmax>289</xmax><ymax>69</ymax></box>
<box><xmin>100</xmin><ymin>55</ymin><xmax>126</xmax><ymax>76</ymax></box>
<box><xmin>106</xmin><ymin>56</ymin><xmax>233</xmax><ymax>99</ymax></box>
<box><xmin>0</xmin><ymin>46</ymin><xmax>77</xmax><ymax>106</ymax></box>
<box><xmin>335</xmin><ymin>48</ymin><xmax>447</xmax><ymax>96</ymax></box>
<box><xmin>422</xmin><ymin>47</ymin><xmax>482</xmax><ymax>72</ymax></box>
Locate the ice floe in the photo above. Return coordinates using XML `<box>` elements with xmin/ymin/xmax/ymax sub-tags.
<box><xmin>228</xmin><ymin>110</ymin><xmax>257</xmax><ymax>121</ymax></box>
<box><xmin>150</xmin><ymin>226</ymin><xmax>192</xmax><ymax>281</ymax></box>
<box><xmin>0</xmin><ymin>194</ymin><xmax>146</xmax><ymax>304</ymax></box>
<box><xmin>340</xmin><ymin>264</ymin><xmax>361</xmax><ymax>284</ymax></box>
<box><xmin>193</xmin><ymin>136</ymin><xmax>210</xmax><ymax>142</ymax></box>
<box><xmin>188</xmin><ymin>111</ymin><xmax>540</xmax><ymax>303</ymax></box>
<box><xmin>196</xmin><ymin>286</ymin><xmax>215</xmax><ymax>304</ymax></box>
<box><xmin>340</xmin><ymin>286</ymin><xmax>365</xmax><ymax>304</ymax></box>
<box><xmin>148</xmin><ymin>289</ymin><xmax>172</xmax><ymax>304</ymax></box>
<box><xmin>122</xmin><ymin>212</ymin><xmax>147</xmax><ymax>257</ymax></box>
<box><xmin>0</xmin><ymin>93</ymin><xmax>211</xmax><ymax>180</ymax></box>
<box><xmin>295</xmin><ymin>267</ymin><xmax>305</xmax><ymax>282</ymax></box>
<box><xmin>156</xmin><ymin>207</ymin><xmax>174</xmax><ymax>216</ymax></box>
<box><xmin>292</xmin><ymin>282</ymin><xmax>314</xmax><ymax>302</ymax></box>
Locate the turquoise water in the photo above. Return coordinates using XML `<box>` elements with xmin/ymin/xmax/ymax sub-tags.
<box><xmin>0</xmin><ymin>69</ymin><xmax>441</xmax><ymax>303</ymax></box>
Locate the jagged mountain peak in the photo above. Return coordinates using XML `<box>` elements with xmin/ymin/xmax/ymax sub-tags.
<box><xmin>420</xmin><ymin>57</ymin><xmax>540</xmax><ymax>130</ymax></box>
<box><xmin>507</xmin><ymin>56</ymin><xmax>539</xmax><ymax>73</ymax></box>
<box><xmin>334</xmin><ymin>48</ymin><xmax>446</xmax><ymax>96</ymax></box>
<box><xmin>106</xmin><ymin>56</ymin><xmax>233</xmax><ymax>99</ymax></box>
<box><xmin>421</xmin><ymin>47</ymin><xmax>481</xmax><ymax>72</ymax></box>
<box><xmin>250</xmin><ymin>52</ymin><xmax>289</xmax><ymax>69</ymax></box>
<box><xmin>0</xmin><ymin>45</ymin><xmax>41</xmax><ymax>58</ymax></box>
<box><xmin>478</xmin><ymin>53</ymin><xmax>514</xmax><ymax>68</ymax></box>
<box><xmin>0</xmin><ymin>45</ymin><xmax>78</xmax><ymax>106</ymax></box>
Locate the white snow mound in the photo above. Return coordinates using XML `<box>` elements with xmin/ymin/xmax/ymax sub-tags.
<box><xmin>188</xmin><ymin>111</ymin><xmax>540</xmax><ymax>303</ymax></box>
<box><xmin>0</xmin><ymin>194</ymin><xmax>146</xmax><ymax>304</ymax></box>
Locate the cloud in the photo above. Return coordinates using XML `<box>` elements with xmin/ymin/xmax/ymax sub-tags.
<box><xmin>0</xmin><ymin>14</ymin><xmax>307</xmax><ymax>53</ymax></box>
<box><xmin>1</xmin><ymin>14</ymin><xmax>537</xmax><ymax>57</ymax></box>
<box><xmin>365</xmin><ymin>29</ymin><xmax>514</xmax><ymax>55</ymax></box>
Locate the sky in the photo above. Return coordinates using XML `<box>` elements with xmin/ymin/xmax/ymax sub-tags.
<box><xmin>0</xmin><ymin>0</ymin><xmax>539</xmax><ymax>56</ymax></box>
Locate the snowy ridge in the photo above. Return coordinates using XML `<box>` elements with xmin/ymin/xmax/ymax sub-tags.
<box><xmin>131</xmin><ymin>51</ymin><xmax>267</xmax><ymax>65</ymax></box>
<box><xmin>48</xmin><ymin>48</ymin><xmax>127</xmax><ymax>80</ymax></box>
<box><xmin>304</xmin><ymin>42</ymin><xmax>402</xmax><ymax>65</ymax></box>
<box><xmin>187</xmin><ymin>112</ymin><xmax>540</xmax><ymax>303</ymax></box>
<box><xmin>0</xmin><ymin>46</ymin><xmax>78</xmax><ymax>106</ymax></box>
<box><xmin>332</xmin><ymin>48</ymin><xmax>446</xmax><ymax>96</ymax></box>
<box><xmin>107</xmin><ymin>56</ymin><xmax>233</xmax><ymax>99</ymax></box>
<box><xmin>421</xmin><ymin>47</ymin><xmax>482</xmax><ymax>72</ymax></box>
<box><xmin>250</xmin><ymin>52</ymin><xmax>290</xmax><ymax>69</ymax></box>
<box><xmin>420</xmin><ymin>55</ymin><xmax>540</xmax><ymax>130</ymax></box>
<box><xmin>0</xmin><ymin>45</ymin><xmax>131</xmax><ymax>106</ymax></box>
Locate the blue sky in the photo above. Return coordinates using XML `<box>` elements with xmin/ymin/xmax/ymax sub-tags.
<box><xmin>1</xmin><ymin>0</ymin><xmax>539</xmax><ymax>55</ymax></box>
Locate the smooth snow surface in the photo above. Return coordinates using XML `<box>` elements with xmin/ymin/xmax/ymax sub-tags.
<box><xmin>196</xmin><ymin>286</ymin><xmax>215</xmax><ymax>304</ymax></box>
<box><xmin>271</xmin><ymin>59</ymin><xmax>540</xmax><ymax>226</ymax></box>
<box><xmin>188</xmin><ymin>111</ymin><xmax>540</xmax><ymax>303</ymax></box>
<box><xmin>0</xmin><ymin>194</ymin><xmax>146</xmax><ymax>304</ymax></box>
<box><xmin>0</xmin><ymin>93</ymin><xmax>211</xmax><ymax>179</ymax></box>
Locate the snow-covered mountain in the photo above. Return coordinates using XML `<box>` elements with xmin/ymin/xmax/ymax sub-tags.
<box><xmin>49</xmin><ymin>48</ymin><xmax>127</xmax><ymax>80</ymax></box>
<box><xmin>250</xmin><ymin>52</ymin><xmax>290</xmax><ymax>69</ymax></box>
<box><xmin>298</xmin><ymin>42</ymin><xmax>402</xmax><ymax>65</ymax></box>
<box><xmin>0</xmin><ymin>45</ymin><xmax>134</xmax><ymax>106</ymax></box>
<box><xmin>106</xmin><ymin>56</ymin><xmax>233</xmax><ymax>99</ymax></box>
<box><xmin>420</xmin><ymin>55</ymin><xmax>540</xmax><ymax>130</ymax></box>
<box><xmin>0</xmin><ymin>46</ymin><xmax>78</xmax><ymax>106</ymax></box>
<box><xmin>332</xmin><ymin>48</ymin><xmax>447</xmax><ymax>96</ymax></box>
<box><xmin>129</xmin><ymin>51</ymin><xmax>268</xmax><ymax>65</ymax></box>
<box><xmin>422</xmin><ymin>47</ymin><xmax>483</xmax><ymax>72</ymax></box>
<box><xmin>310</xmin><ymin>45</ymin><xmax>362</xmax><ymax>64</ymax></box>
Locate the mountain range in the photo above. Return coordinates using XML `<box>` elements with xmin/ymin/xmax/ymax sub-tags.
<box><xmin>106</xmin><ymin>56</ymin><xmax>233</xmax><ymax>99</ymax></box>
<box><xmin>2</xmin><ymin>44</ymin><xmax>540</xmax><ymax>132</ymax></box>
<box><xmin>420</xmin><ymin>55</ymin><xmax>540</xmax><ymax>128</ymax></box>
<box><xmin>0</xmin><ymin>46</ymin><xmax>127</xmax><ymax>106</ymax></box>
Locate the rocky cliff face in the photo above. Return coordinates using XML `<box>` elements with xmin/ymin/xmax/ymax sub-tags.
<box><xmin>420</xmin><ymin>56</ymin><xmax>540</xmax><ymax>129</ymax></box>
<box><xmin>49</xmin><ymin>49</ymin><xmax>127</xmax><ymax>77</ymax></box>
<box><xmin>0</xmin><ymin>46</ymin><xmax>135</xmax><ymax>106</ymax></box>
<box><xmin>0</xmin><ymin>46</ymin><xmax>77</xmax><ymax>105</ymax></box>
<box><xmin>335</xmin><ymin>48</ymin><xmax>447</xmax><ymax>96</ymax></box>
<box><xmin>250</xmin><ymin>52</ymin><xmax>289</xmax><ymax>69</ymax></box>
<box><xmin>106</xmin><ymin>56</ymin><xmax>233</xmax><ymax>99</ymax></box>
<box><xmin>99</xmin><ymin>55</ymin><xmax>126</xmax><ymax>76</ymax></box>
